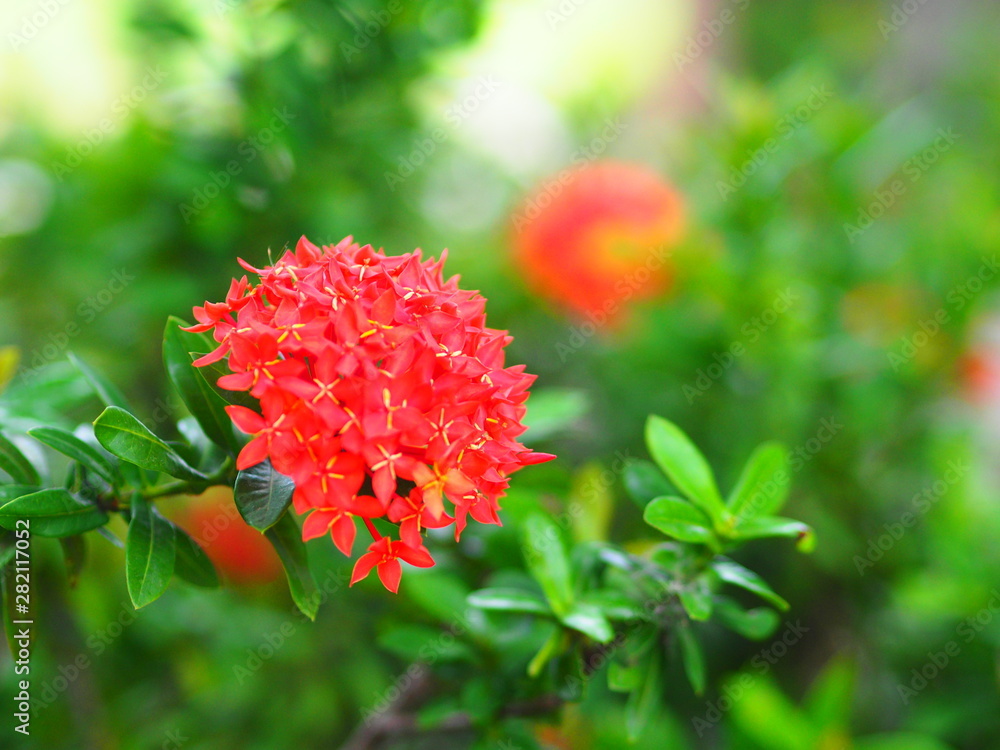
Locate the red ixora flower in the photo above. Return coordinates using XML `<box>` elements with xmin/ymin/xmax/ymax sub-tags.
<box><xmin>185</xmin><ymin>236</ymin><xmax>554</xmax><ymax>592</ymax></box>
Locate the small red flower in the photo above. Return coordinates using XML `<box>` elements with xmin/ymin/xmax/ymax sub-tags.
<box><xmin>188</xmin><ymin>236</ymin><xmax>554</xmax><ymax>591</ymax></box>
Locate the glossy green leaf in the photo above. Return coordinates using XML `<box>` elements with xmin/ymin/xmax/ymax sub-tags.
<box><xmin>643</xmin><ymin>496</ymin><xmax>718</xmax><ymax>546</ymax></box>
<box><xmin>265</xmin><ymin>511</ymin><xmax>319</xmax><ymax>620</ymax></box>
<box><xmin>728</xmin><ymin>441</ymin><xmax>791</xmax><ymax>520</ymax></box>
<box><xmin>467</xmin><ymin>587</ymin><xmax>551</xmax><ymax>615</ymax></box>
<box><xmin>170</xmin><ymin>522</ymin><xmax>219</xmax><ymax>588</ymax></box>
<box><xmin>94</xmin><ymin>406</ymin><xmax>206</xmax><ymax>482</ymax></box>
<box><xmin>645</xmin><ymin>415</ymin><xmax>726</xmax><ymax>521</ymax></box>
<box><xmin>561</xmin><ymin>602</ymin><xmax>614</xmax><ymax>643</ymax></box>
<box><xmin>68</xmin><ymin>352</ymin><xmax>130</xmax><ymax>409</ymax></box>
<box><xmin>713</xmin><ymin>560</ymin><xmax>789</xmax><ymax>611</ymax></box>
<box><xmin>677</xmin><ymin>624</ymin><xmax>706</xmax><ymax>695</ymax></box>
<box><xmin>125</xmin><ymin>495</ymin><xmax>176</xmax><ymax>608</ymax></box>
<box><xmin>0</xmin><ymin>433</ymin><xmax>39</xmax><ymax>486</ymax></box>
<box><xmin>522</xmin><ymin>514</ymin><xmax>574</xmax><ymax>616</ymax></box>
<box><xmin>234</xmin><ymin>459</ymin><xmax>295</xmax><ymax>531</ymax></box>
<box><xmin>28</xmin><ymin>427</ymin><xmax>119</xmax><ymax>486</ymax></box>
<box><xmin>732</xmin><ymin>516</ymin><xmax>815</xmax><ymax>552</ymax></box>
<box><xmin>163</xmin><ymin>317</ymin><xmax>240</xmax><ymax>453</ymax></box>
<box><xmin>0</xmin><ymin>489</ymin><xmax>109</xmax><ymax>537</ymax></box>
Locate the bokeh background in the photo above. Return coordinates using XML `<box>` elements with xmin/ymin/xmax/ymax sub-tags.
<box><xmin>1</xmin><ymin>0</ymin><xmax>999</xmax><ymax>748</ymax></box>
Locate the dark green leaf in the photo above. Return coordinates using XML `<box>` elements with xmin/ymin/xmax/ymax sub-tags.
<box><xmin>265</xmin><ymin>511</ymin><xmax>319</xmax><ymax>620</ymax></box>
<box><xmin>467</xmin><ymin>587</ymin><xmax>551</xmax><ymax>615</ymax></box>
<box><xmin>0</xmin><ymin>433</ymin><xmax>40</xmax><ymax>486</ymax></box>
<box><xmin>645</xmin><ymin>415</ymin><xmax>726</xmax><ymax>521</ymax></box>
<box><xmin>234</xmin><ymin>459</ymin><xmax>295</xmax><ymax>531</ymax></box>
<box><xmin>522</xmin><ymin>515</ymin><xmax>574</xmax><ymax>616</ymax></box>
<box><xmin>28</xmin><ymin>427</ymin><xmax>119</xmax><ymax>486</ymax></box>
<box><xmin>713</xmin><ymin>560</ymin><xmax>789</xmax><ymax>611</ymax></box>
<box><xmin>163</xmin><ymin>317</ymin><xmax>240</xmax><ymax>453</ymax></box>
<box><xmin>126</xmin><ymin>495</ymin><xmax>176</xmax><ymax>608</ymax></box>
<box><xmin>623</xmin><ymin>459</ymin><xmax>673</xmax><ymax>508</ymax></box>
<box><xmin>0</xmin><ymin>489</ymin><xmax>109</xmax><ymax>537</ymax></box>
<box><xmin>0</xmin><ymin>485</ymin><xmax>38</xmax><ymax>502</ymax></box>
<box><xmin>727</xmin><ymin>442</ymin><xmax>790</xmax><ymax>520</ymax></box>
<box><xmin>59</xmin><ymin>535</ymin><xmax>87</xmax><ymax>588</ymax></box>
<box><xmin>170</xmin><ymin>522</ymin><xmax>219</xmax><ymax>588</ymax></box>
<box><xmin>68</xmin><ymin>352</ymin><xmax>130</xmax><ymax>409</ymax></box>
<box><xmin>643</xmin><ymin>496</ymin><xmax>718</xmax><ymax>547</ymax></box>
<box><xmin>94</xmin><ymin>406</ymin><xmax>206</xmax><ymax>482</ymax></box>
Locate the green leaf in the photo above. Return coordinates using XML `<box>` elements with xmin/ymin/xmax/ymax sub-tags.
<box><xmin>713</xmin><ymin>597</ymin><xmax>780</xmax><ymax>640</ymax></box>
<box><xmin>643</xmin><ymin>496</ymin><xmax>718</xmax><ymax>547</ymax></box>
<box><xmin>378</xmin><ymin>625</ymin><xmax>473</xmax><ymax>663</ymax></box>
<box><xmin>727</xmin><ymin>442</ymin><xmax>790</xmax><ymax>520</ymax></box>
<box><xmin>67</xmin><ymin>352</ymin><xmax>130</xmax><ymax>409</ymax></box>
<box><xmin>561</xmin><ymin>602</ymin><xmax>614</xmax><ymax>643</ymax></box>
<box><xmin>677</xmin><ymin>624</ymin><xmax>706</xmax><ymax>695</ymax></box>
<box><xmin>732</xmin><ymin>516</ymin><xmax>815</xmax><ymax>552</ymax></box>
<box><xmin>234</xmin><ymin>459</ymin><xmax>295</xmax><ymax>531</ymax></box>
<box><xmin>93</xmin><ymin>406</ymin><xmax>206</xmax><ymax>482</ymax></box>
<box><xmin>0</xmin><ymin>485</ymin><xmax>38</xmax><ymax>502</ymax></box>
<box><xmin>58</xmin><ymin>535</ymin><xmax>87</xmax><ymax>588</ymax></box>
<box><xmin>265</xmin><ymin>511</ymin><xmax>319</xmax><ymax>620</ymax></box>
<box><xmin>623</xmin><ymin>459</ymin><xmax>673</xmax><ymax>508</ymax></box>
<box><xmin>28</xmin><ymin>427</ymin><xmax>119</xmax><ymax>486</ymax></box>
<box><xmin>625</xmin><ymin>651</ymin><xmax>661</xmax><ymax>741</ymax></box>
<box><xmin>804</xmin><ymin>657</ymin><xmax>856</xmax><ymax>729</ymax></box>
<box><xmin>522</xmin><ymin>388</ymin><xmax>589</xmax><ymax>442</ymax></box>
<box><xmin>0</xmin><ymin>489</ymin><xmax>109</xmax><ymax>537</ymax></box>
<box><xmin>713</xmin><ymin>560</ymin><xmax>789</xmax><ymax>611</ymax></box>
<box><xmin>163</xmin><ymin>318</ymin><xmax>240</xmax><ymax>454</ymax></box>
<box><xmin>192</xmin><ymin>355</ymin><xmax>259</xmax><ymax>410</ymax></box>
<box><xmin>645</xmin><ymin>416</ymin><xmax>726</xmax><ymax>521</ymax></box>
<box><xmin>608</xmin><ymin>659</ymin><xmax>641</xmax><ymax>692</ymax></box>
<box><xmin>0</xmin><ymin>433</ymin><xmax>40</xmax><ymax>486</ymax></box>
<box><xmin>522</xmin><ymin>515</ymin><xmax>574</xmax><ymax>617</ymax></box>
<box><xmin>467</xmin><ymin>587</ymin><xmax>552</xmax><ymax>615</ymax></box>
<box><xmin>527</xmin><ymin>625</ymin><xmax>563</xmax><ymax>678</ymax></box>
<box><xmin>578</xmin><ymin>590</ymin><xmax>646</xmax><ymax>621</ymax></box>
<box><xmin>170</xmin><ymin>522</ymin><xmax>219</xmax><ymax>588</ymax></box>
<box><xmin>125</xmin><ymin>495</ymin><xmax>176</xmax><ymax>608</ymax></box>
<box><xmin>678</xmin><ymin>584</ymin><xmax>713</xmax><ymax>621</ymax></box>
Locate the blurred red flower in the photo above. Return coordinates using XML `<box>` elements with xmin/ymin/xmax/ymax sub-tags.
<box><xmin>187</xmin><ymin>236</ymin><xmax>553</xmax><ymax>592</ymax></box>
<box><xmin>512</xmin><ymin>160</ymin><xmax>685</xmax><ymax>321</ymax></box>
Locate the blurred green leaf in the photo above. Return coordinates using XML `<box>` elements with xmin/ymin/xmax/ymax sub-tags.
<box><xmin>578</xmin><ymin>590</ymin><xmax>646</xmax><ymax>621</ymax></box>
<box><xmin>679</xmin><ymin>584</ymin><xmax>713</xmax><ymax>621</ymax></box>
<box><xmin>713</xmin><ymin>560</ymin><xmax>789</xmax><ymax>611</ymax></box>
<box><xmin>623</xmin><ymin>459</ymin><xmax>673</xmax><ymax>509</ymax></box>
<box><xmin>570</xmin><ymin>463</ymin><xmax>613</xmax><ymax>543</ymax></box>
<box><xmin>265</xmin><ymin>511</ymin><xmax>318</xmax><ymax>620</ymax></box>
<box><xmin>378</xmin><ymin>625</ymin><xmax>473</xmax><ymax>663</ymax></box>
<box><xmin>0</xmin><ymin>433</ymin><xmax>40</xmax><ymax>486</ymax></box>
<box><xmin>527</xmin><ymin>625</ymin><xmax>563</xmax><ymax>678</ymax></box>
<box><xmin>626</xmin><ymin>649</ymin><xmax>661</xmax><ymax>741</ymax></box>
<box><xmin>522</xmin><ymin>388</ymin><xmax>589</xmax><ymax>442</ymax></box>
<box><xmin>561</xmin><ymin>602</ymin><xmax>614</xmax><ymax>643</ymax></box>
<box><xmin>467</xmin><ymin>587</ymin><xmax>551</xmax><ymax>615</ymax></box>
<box><xmin>522</xmin><ymin>514</ymin><xmax>574</xmax><ymax>616</ymax></box>
<box><xmin>68</xmin><ymin>352</ymin><xmax>130</xmax><ymax>410</ymax></box>
<box><xmin>713</xmin><ymin>597</ymin><xmax>780</xmax><ymax>640</ymax></box>
<box><xmin>0</xmin><ymin>489</ymin><xmax>108</xmax><ymax>537</ymax></box>
<box><xmin>170</xmin><ymin>522</ymin><xmax>219</xmax><ymax>588</ymax></box>
<box><xmin>126</xmin><ymin>495</ymin><xmax>176</xmax><ymax>608</ymax></box>
<box><xmin>58</xmin><ymin>535</ymin><xmax>87</xmax><ymax>588</ymax></box>
<box><xmin>677</xmin><ymin>624</ymin><xmax>706</xmax><ymax>696</ymax></box>
<box><xmin>94</xmin><ymin>406</ymin><xmax>206</xmax><ymax>482</ymax></box>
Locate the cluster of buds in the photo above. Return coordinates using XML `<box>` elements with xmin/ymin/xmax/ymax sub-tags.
<box><xmin>186</xmin><ymin>237</ymin><xmax>552</xmax><ymax>591</ymax></box>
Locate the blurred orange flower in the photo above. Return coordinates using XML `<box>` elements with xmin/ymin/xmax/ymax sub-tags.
<box><xmin>512</xmin><ymin>160</ymin><xmax>685</xmax><ymax>322</ymax></box>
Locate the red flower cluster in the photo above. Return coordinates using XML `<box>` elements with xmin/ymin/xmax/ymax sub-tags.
<box><xmin>186</xmin><ymin>237</ymin><xmax>553</xmax><ymax>592</ymax></box>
